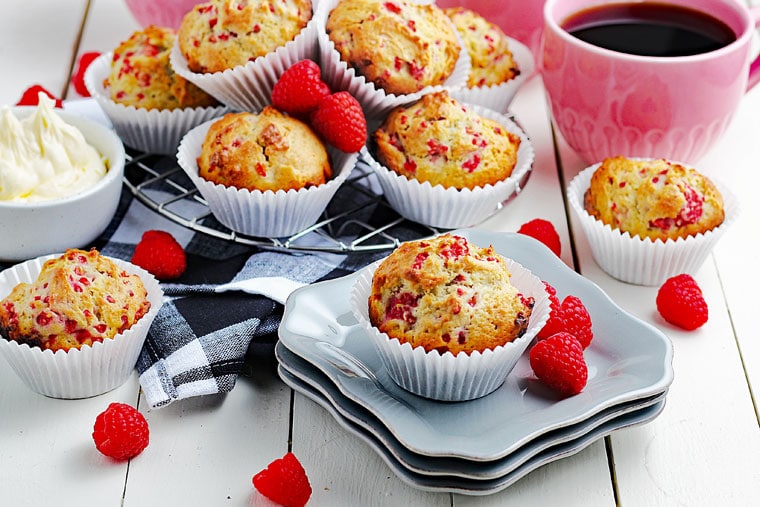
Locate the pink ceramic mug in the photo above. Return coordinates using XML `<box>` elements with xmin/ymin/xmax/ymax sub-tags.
<box><xmin>540</xmin><ymin>0</ymin><xmax>760</xmax><ymax>165</ymax></box>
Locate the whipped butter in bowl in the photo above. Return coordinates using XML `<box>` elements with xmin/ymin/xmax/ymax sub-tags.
<box><xmin>0</xmin><ymin>95</ymin><xmax>125</xmax><ymax>262</ymax></box>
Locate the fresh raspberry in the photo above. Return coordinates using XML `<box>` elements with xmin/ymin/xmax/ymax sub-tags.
<box><xmin>131</xmin><ymin>230</ymin><xmax>187</xmax><ymax>280</ymax></box>
<box><xmin>72</xmin><ymin>51</ymin><xmax>101</xmax><ymax>97</ymax></box>
<box><xmin>529</xmin><ymin>332</ymin><xmax>588</xmax><ymax>396</ymax></box>
<box><xmin>656</xmin><ymin>273</ymin><xmax>708</xmax><ymax>330</ymax></box>
<box><xmin>559</xmin><ymin>295</ymin><xmax>593</xmax><ymax>348</ymax></box>
<box><xmin>271</xmin><ymin>59</ymin><xmax>331</xmax><ymax>118</ymax></box>
<box><xmin>253</xmin><ymin>452</ymin><xmax>312</xmax><ymax>507</ymax></box>
<box><xmin>537</xmin><ymin>281</ymin><xmax>564</xmax><ymax>339</ymax></box>
<box><xmin>517</xmin><ymin>218</ymin><xmax>561</xmax><ymax>257</ymax></box>
<box><xmin>92</xmin><ymin>403</ymin><xmax>149</xmax><ymax>460</ymax></box>
<box><xmin>310</xmin><ymin>91</ymin><xmax>367</xmax><ymax>153</ymax></box>
<box><xmin>16</xmin><ymin>85</ymin><xmax>63</xmax><ymax>108</ymax></box>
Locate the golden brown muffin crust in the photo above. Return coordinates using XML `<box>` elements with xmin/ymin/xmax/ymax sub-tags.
<box><xmin>197</xmin><ymin>107</ymin><xmax>332</xmax><ymax>192</ymax></box>
<box><xmin>368</xmin><ymin>234</ymin><xmax>533</xmax><ymax>355</ymax></box>
<box><xmin>583</xmin><ymin>156</ymin><xmax>725</xmax><ymax>241</ymax></box>
<box><xmin>106</xmin><ymin>25</ymin><xmax>219</xmax><ymax>110</ymax></box>
<box><xmin>326</xmin><ymin>0</ymin><xmax>461</xmax><ymax>95</ymax></box>
<box><xmin>0</xmin><ymin>249</ymin><xmax>151</xmax><ymax>352</ymax></box>
<box><xmin>444</xmin><ymin>7</ymin><xmax>520</xmax><ymax>88</ymax></box>
<box><xmin>373</xmin><ymin>91</ymin><xmax>521</xmax><ymax>189</ymax></box>
<box><xmin>178</xmin><ymin>0</ymin><xmax>312</xmax><ymax>73</ymax></box>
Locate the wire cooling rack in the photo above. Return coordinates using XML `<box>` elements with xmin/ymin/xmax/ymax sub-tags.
<box><xmin>122</xmin><ymin>150</ymin><xmax>445</xmax><ymax>253</ymax></box>
<box><xmin>123</xmin><ymin>149</ymin><xmax>531</xmax><ymax>254</ymax></box>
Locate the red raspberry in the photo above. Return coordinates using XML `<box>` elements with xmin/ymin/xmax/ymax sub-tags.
<box><xmin>656</xmin><ymin>273</ymin><xmax>708</xmax><ymax>330</ymax></box>
<box><xmin>253</xmin><ymin>452</ymin><xmax>312</xmax><ymax>507</ymax></box>
<box><xmin>537</xmin><ymin>281</ymin><xmax>564</xmax><ymax>340</ymax></box>
<box><xmin>131</xmin><ymin>230</ymin><xmax>187</xmax><ymax>280</ymax></box>
<box><xmin>310</xmin><ymin>91</ymin><xmax>367</xmax><ymax>153</ymax></box>
<box><xmin>16</xmin><ymin>84</ymin><xmax>63</xmax><ymax>108</ymax></box>
<box><xmin>559</xmin><ymin>295</ymin><xmax>593</xmax><ymax>348</ymax></box>
<box><xmin>92</xmin><ymin>403</ymin><xmax>149</xmax><ymax>460</ymax></box>
<box><xmin>72</xmin><ymin>51</ymin><xmax>102</xmax><ymax>97</ymax></box>
<box><xmin>271</xmin><ymin>59</ymin><xmax>331</xmax><ymax>118</ymax></box>
<box><xmin>517</xmin><ymin>218</ymin><xmax>561</xmax><ymax>257</ymax></box>
<box><xmin>529</xmin><ymin>332</ymin><xmax>588</xmax><ymax>396</ymax></box>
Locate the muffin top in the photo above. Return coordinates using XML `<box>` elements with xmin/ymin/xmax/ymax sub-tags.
<box><xmin>178</xmin><ymin>0</ymin><xmax>313</xmax><ymax>73</ymax></box>
<box><xmin>368</xmin><ymin>234</ymin><xmax>533</xmax><ymax>355</ymax></box>
<box><xmin>0</xmin><ymin>249</ymin><xmax>151</xmax><ymax>352</ymax></box>
<box><xmin>373</xmin><ymin>90</ymin><xmax>521</xmax><ymax>189</ymax></box>
<box><xmin>583</xmin><ymin>156</ymin><xmax>725</xmax><ymax>241</ymax></box>
<box><xmin>326</xmin><ymin>0</ymin><xmax>461</xmax><ymax>95</ymax></box>
<box><xmin>197</xmin><ymin>107</ymin><xmax>332</xmax><ymax>192</ymax></box>
<box><xmin>444</xmin><ymin>7</ymin><xmax>520</xmax><ymax>88</ymax></box>
<box><xmin>106</xmin><ymin>25</ymin><xmax>218</xmax><ymax>110</ymax></box>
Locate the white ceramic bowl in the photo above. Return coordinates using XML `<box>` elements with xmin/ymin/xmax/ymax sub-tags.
<box><xmin>0</xmin><ymin>108</ymin><xmax>125</xmax><ymax>262</ymax></box>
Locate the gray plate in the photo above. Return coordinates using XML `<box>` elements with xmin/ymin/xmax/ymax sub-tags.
<box><xmin>277</xmin><ymin>341</ymin><xmax>666</xmax><ymax>480</ymax></box>
<box><xmin>278</xmin><ymin>364</ymin><xmax>666</xmax><ymax>496</ymax></box>
<box><xmin>278</xmin><ymin>229</ymin><xmax>674</xmax><ymax>461</ymax></box>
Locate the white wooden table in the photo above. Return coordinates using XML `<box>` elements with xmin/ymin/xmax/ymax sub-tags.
<box><xmin>1</xmin><ymin>1</ymin><xmax>758</xmax><ymax>505</ymax></box>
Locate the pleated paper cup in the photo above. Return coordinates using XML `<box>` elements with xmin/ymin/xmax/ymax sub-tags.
<box><xmin>315</xmin><ymin>0</ymin><xmax>471</xmax><ymax>120</ymax></box>
<box><xmin>567</xmin><ymin>162</ymin><xmax>739</xmax><ymax>286</ymax></box>
<box><xmin>351</xmin><ymin>256</ymin><xmax>550</xmax><ymax>401</ymax></box>
<box><xmin>84</xmin><ymin>52</ymin><xmax>230</xmax><ymax>155</ymax></box>
<box><xmin>177</xmin><ymin>118</ymin><xmax>357</xmax><ymax>238</ymax></box>
<box><xmin>0</xmin><ymin>255</ymin><xmax>163</xmax><ymax>399</ymax></box>
<box><xmin>362</xmin><ymin>104</ymin><xmax>534</xmax><ymax>228</ymax></box>
<box><xmin>449</xmin><ymin>36</ymin><xmax>535</xmax><ymax>114</ymax></box>
<box><xmin>169</xmin><ymin>11</ymin><xmax>320</xmax><ymax>112</ymax></box>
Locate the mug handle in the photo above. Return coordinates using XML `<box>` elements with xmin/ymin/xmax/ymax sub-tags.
<box><xmin>748</xmin><ymin>6</ymin><xmax>760</xmax><ymax>91</ymax></box>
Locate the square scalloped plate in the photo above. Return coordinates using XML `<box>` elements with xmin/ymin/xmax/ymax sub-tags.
<box><xmin>278</xmin><ymin>229</ymin><xmax>674</xmax><ymax>461</ymax></box>
<box><xmin>276</xmin><ymin>341</ymin><xmax>666</xmax><ymax>481</ymax></box>
<box><xmin>278</xmin><ymin>364</ymin><xmax>665</xmax><ymax>496</ymax></box>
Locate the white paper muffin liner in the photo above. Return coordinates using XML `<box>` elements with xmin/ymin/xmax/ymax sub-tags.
<box><xmin>169</xmin><ymin>10</ymin><xmax>320</xmax><ymax>112</ymax></box>
<box><xmin>449</xmin><ymin>36</ymin><xmax>535</xmax><ymax>114</ymax></box>
<box><xmin>567</xmin><ymin>162</ymin><xmax>740</xmax><ymax>286</ymax></box>
<box><xmin>351</xmin><ymin>255</ymin><xmax>550</xmax><ymax>401</ymax></box>
<box><xmin>177</xmin><ymin>117</ymin><xmax>357</xmax><ymax>238</ymax></box>
<box><xmin>84</xmin><ymin>52</ymin><xmax>230</xmax><ymax>155</ymax></box>
<box><xmin>0</xmin><ymin>255</ymin><xmax>163</xmax><ymax>399</ymax></box>
<box><xmin>362</xmin><ymin>104</ymin><xmax>534</xmax><ymax>228</ymax></box>
<box><xmin>315</xmin><ymin>0</ymin><xmax>471</xmax><ymax>120</ymax></box>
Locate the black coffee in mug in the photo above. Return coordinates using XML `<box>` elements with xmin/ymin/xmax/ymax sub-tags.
<box><xmin>562</xmin><ymin>2</ymin><xmax>737</xmax><ymax>57</ymax></box>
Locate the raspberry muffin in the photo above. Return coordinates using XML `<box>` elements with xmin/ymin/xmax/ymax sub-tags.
<box><xmin>177</xmin><ymin>0</ymin><xmax>313</xmax><ymax>74</ymax></box>
<box><xmin>583</xmin><ymin>156</ymin><xmax>725</xmax><ymax>241</ymax></box>
<box><xmin>373</xmin><ymin>90</ymin><xmax>522</xmax><ymax>189</ymax></box>
<box><xmin>352</xmin><ymin>234</ymin><xmax>550</xmax><ymax>401</ymax></box>
<box><xmin>106</xmin><ymin>25</ymin><xmax>218</xmax><ymax>110</ymax></box>
<box><xmin>326</xmin><ymin>0</ymin><xmax>460</xmax><ymax>95</ymax></box>
<box><xmin>443</xmin><ymin>6</ymin><xmax>534</xmax><ymax>112</ymax></box>
<box><xmin>567</xmin><ymin>156</ymin><xmax>738</xmax><ymax>285</ymax></box>
<box><xmin>0</xmin><ymin>249</ymin><xmax>151</xmax><ymax>352</ymax></box>
<box><xmin>197</xmin><ymin>108</ymin><xmax>331</xmax><ymax>192</ymax></box>
<box><xmin>0</xmin><ymin>249</ymin><xmax>163</xmax><ymax>398</ymax></box>
<box><xmin>177</xmin><ymin>111</ymin><xmax>357</xmax><ymax>237</ymax></box>
<box><xmin>85</xmin><ymin>28</ymin><xmax>228</xmax><ymax>154</ymax></box>
<box><xmin>364</xmin><ymin>91</ymin><xmax>534</xmax><ymax>228</ymax></box>
<box><xmin>368</xmin><ymin>234</ymin><xmax>533</xmax><ymax>355</ymax></box>
<box><xmin>315</xmin><ymin>0</ymin><xmax>470</xmax><ymax>119</ymax></box>
<box><xmin>170</xmin><ymin>0</ymin><xmax>320</xmax><ymax>111</ymax></box>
